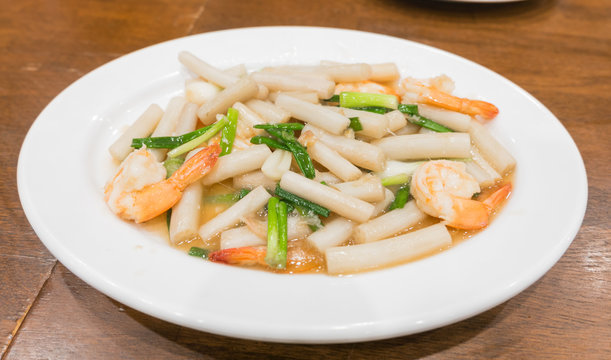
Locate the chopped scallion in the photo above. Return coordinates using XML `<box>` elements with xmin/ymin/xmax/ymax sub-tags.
<box><xmin>348</xmin><ymin>106</ymin><xmax>392</xmax><ymax>114</ymax></box>
<box><xmin>381</xmin><ymin>173</ymin><xmax>410</xmax><ymax>187</ymax></box>
<box><xmin>250</xmin><ymin>136</ymin><xmax>290</xmax><ymax>151</ymax></box>
<box><xmin>163</xmin><ymin>157</ymin><xmax>184</xmax><ymax>178</ymax></box>
<box><xmin>295</xmin><ymin>205</ymin><xmax>323</xmax><ymax>232</ymax></box>
<box><xmin>131</xmin><ymin>125</ymin><xmax>213</xmax><ymax>149</ymax></box>
<box><xmin>398</xmin><ymin>104</ymin><xmax>453</xmax><ymax>132</ymax></box>
<box><xmin>254</xmin><ymin>123</ymin><xmax>305</xmax><ymax>131</ymax></box>
<box><xmin>265</xmin><ymin>198</ymin><xmax>288</xmax><ymax>269</ymax></box>
<box><xmin>339</xmin><ymin>92</ymin><xmax>399</xmax><ymax>109</ymax></box>
<box><xmin>322</xmin><ymin>94</ymin><xmax>340</xmax><ymax>103</ymax></box>
<box><xmin>188</xmin><ymin>247</ymin><xmax>209</xmax><ymax>259</ymax></box>
<box><xmin>219</xmin><ymin>108</ymin><xmax>238</xmax><ymax>156</ymax></box>
<box><xmin>348</xmin><ymin>117</ymin><xmax>363</xmax><ymax>131</ymax></box>
<box><xmin>167</xmin><ymin>117</ymin><xmax>228</xmax><ymax>158</ymax></box>
<box><xmin>264</xmin><ymin>128</ymin><xmax>315</xmax><ymax>179</ymax></box>
<box><xmin>275</xmin><ymin>184</ymin><xmax>330</xmax><ymax>217</ymax></box>
<box><xmin>388</xmin><ymin>184</ymin><xmax>411</xmax><ymax>211</ymax></box>
<box><xmin>204</xmin><ymin>189</ymin><xmax>251</xmax><ymax>203</ymax></box>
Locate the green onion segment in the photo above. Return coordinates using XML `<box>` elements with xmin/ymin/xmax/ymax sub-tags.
<box><xmin>275</xmin><ymin>184</ymin><xmax>330</xmax><ymax>217</ymax></box>
<box><xmin>265</xmin><ymin>197</ymin><xmax>288</xmax><ymax>269</ymax></box>
<box><xmin>219</xmin><ymin>108</ymin><xmax>239</xmax><ymax>156</ymax></box>
<box><xmin>131</xmin><ymin>125</ymin><xmax>213</xmax><ymax>149</ymax></box>
<box><xmin>339</xmin><ymin>92</ymin><xmax>399</xmax><ymax>109</ymax></box>
<box><xmin>167</xmin><ymin>117</ymin><xmax>228</xmax><ymax>158</ymax></box>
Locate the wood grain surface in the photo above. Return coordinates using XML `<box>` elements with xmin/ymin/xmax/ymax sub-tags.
<box><xmin>1</xmin><ymin>0</ymin><xmax>609</xmax><ymax>358</ymax></box>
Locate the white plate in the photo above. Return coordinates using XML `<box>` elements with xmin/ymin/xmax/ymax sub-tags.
<box><xmin>17</xmin><ymin>27</ymin><xmax>587</xmax><ymax>343</ymax></box>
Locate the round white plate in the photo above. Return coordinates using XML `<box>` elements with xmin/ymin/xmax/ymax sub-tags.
<box><xmin>17</xmin><ymin>26</ymin><xmax>587</xmax><ymax>343</ymax></box>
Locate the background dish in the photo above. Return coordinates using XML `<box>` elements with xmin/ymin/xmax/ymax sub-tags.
<box><xmin>17</xmin><ymin>26</ymin><xmax>587</xmax><ymax>343</ymax></box>
<box><xmin>439</xmin><ymin>0</ymin><xmax>526</xmax><ymax>3</ymax></box>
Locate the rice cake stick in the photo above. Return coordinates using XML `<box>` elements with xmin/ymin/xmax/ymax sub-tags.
<box><xmin>197</xmin><ymin>78</ymin><xmax>259</xmax><ymax>125</ymax></box>
<box><xmin>374</xmin><ymin>133</ymin><xmax>471</xmax><ymax>160</ymax></box>
<box><xmin>198</xmin><ymin>186</ymin><xmax>271</xmax><ymax>241</ymax></box>
<box><xmin>109</xmin><ymin>104</ymin><xmax>163</xmax><ymax>161</ymax></box>
<box><xmin>353</xmin><ymin>200</ymin><xmax>427</xmax><ymax>244</ymax></box>
<box><xmin>326</xmin><ymin>223</ymin><xmax>451</xmax><ymax>274</ymax></box>
<box><xmin>275</xmin><ymin>94</ymin><xmax>350</xmax><ymax>135</ymax></box>
<box><xmin>279</xmin><ymin>171</ymin><xmax>375</xmax><ymax>223</ymax></box>
<box><xmin>202</xmin><ymin>144</ymin><xmax>272</xmax><ymax>185</ymax></box>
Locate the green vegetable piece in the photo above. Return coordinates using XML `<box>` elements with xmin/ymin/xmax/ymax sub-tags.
<box><xmin>295</xmin><ymin>205</ymin><xmax>323</xmax><ymax>232</ymax></box>
<box><xmin>322</xmin><ymin>94</ymin><xmax>340</xmax><ymax>103</ymax></box>
<box><xmin>397</xmin><ymin>103</ymin><xmax>419</xmax><ymax>115</ymax></box>
<box><xmin>275</xmin><ymin>201</ymin><xmax>288</xmax><ymax>268</ymax></box>
<box><xmin>348</xmin><ymin>106</ymin><xmax>392</xmax><ymax>114</ymax></box>
<box><xmin>407</xmin><ymin>114</ymin><xmax>453</xmax><ymax>133</ymax></box>
<box><xmin>348</xmin><ymin>117</ymin><xmax>363</xmax><ymax>132</ymax></box>
<box><xmin>265</xmin><ymin>128</ymin><xmax>315</xmax><ymax>179</ymax></box>
<box><xmin>235</xmin><ymin>188</ymin><xmax>251</xmax><ymax>200</ymax></box>
<box><xmin>249</xmin><ymin>136</ymin><xmax>290</xmax><ymax>151</ymax></box>
<box><xmin>167</xmin><ymin>117</ymin><xmax>228</xmax><ymax>158</ymax></box>
<box><xmin>131</xmin><ymin>125</ymin><xmax>213</xmax><ymax>149</ymax></box>
<box><xmin>284</xmin><ymin>202</ymin><xmax>295</xmax><ymax>214</ymax></box>
<box><xmin>339</xmin><ymin>91</ymin><xmax>399</xmax><ymax>109</ymax></box>
<box><xmin>275</xmin><ymin>184</ymin><xmax>330</xmax><ymax>217</ymax></box>
<box><xmin>254</xmin><ymin>123</ymin><xmax>305</xmax><ymax>131</ymax></box>
<box><xmin>163</xmin><ymin>157</ymin><xmax>184</xmax><ymax>178</ymax></box>
<box><xmin>286</xmin><ymin>141</ymin><xmax>316</xmax><ymax>179</ymax></box>
<box><xmin>263</xmin><ymin>128</ymin><xmax>295</xmax><ymax>141</ymax></box>
<box><xmin>389</xmin><ymin>184</ymin><xmax>411</xmax><ymax>211</ymax></box>
<box><xmin>381</xmin><ymin>173</ymin><xmax>410</xmax><ymax>187</ymax></box>
<box><xmin>265</xmin><ymin>197</ymin><xmax>279</xmax><ymax>265</ymax></box>
<box><xmin>204</xmin><ymin>193</ymin><xmax>235</xmax><ymax>203</ymax></box>
<box><xmin>204</xmin><ymin>188</ymin><xmax>251</xmax><ymax>203</ymax></box>
<box><xmin>265</xmin><ymin>198</ymin><xmax>288</xmax><ymax>269</ymax></box>
<box><xmin>188</xmin><ymin>247</ymin><xmax>209</xmax><ymax>259</ymax></box>
<box><xmin>219</xmin><ymin>108</ymin><xmax>239</xmax><ymax>156</ymax></box>
<box><xmin>398</xmin><ymin>104</ymin><xmax>453</xmax><ymax>133</ymax></box>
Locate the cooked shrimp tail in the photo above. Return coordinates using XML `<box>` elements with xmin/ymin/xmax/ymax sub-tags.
<box><xmin>209</xmin><ymin>246</ymin><xmax>267</xmax><ymax>266</ymax></box>
<box><xmin>449</xmin><ymin>183</ymin><xmax>512</xmax><ymax>229</ymax></box>
<box><xmin>411</xmin><ymin>160</ymin><xmax>512</xmax><ymax>230</ymax></box>
<box><xmin>106</xmin><ymin>144</ymin><xmax>220</xmax><ymax>223</ymax></box>
<box><xmin>447</xmin><ymin>198</ymin><xmax>490</xmax><ymax>230</ymax></box>
<box><xmin>482</xmin><ymin>183</ymin><xmax>512</xmax><ymax>212</ymax></box>
<box><xmin>426</xmin><ymin>88</ymin><xmax>498</xmax><ymax>120</ymax></box>
<box><xmin>130</xmin><ymin>144</ymin><xmax>220</xmax><ymax>223</ymax></box>
<box><xmin>401</xmin><ymin>79</ymin><xmax>499</xmax><ymax>120</ymax></box>
<box><xmin>170</xmin><ymin>143</ymin><xmax>221</xmax><ymax>188</ymax></box>
<box><xmin>209</xmin><ymin>245</ymin><xmax>322</xmax><ymax>273</ymax></box>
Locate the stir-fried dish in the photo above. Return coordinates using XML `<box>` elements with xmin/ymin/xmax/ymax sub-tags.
<box><xmin>104</xmin><ymin>52</ymin><xmax>515</xmax><ymax>275</ymax></box>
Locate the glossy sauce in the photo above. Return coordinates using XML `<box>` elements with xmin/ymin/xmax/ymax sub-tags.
<box><xmin>157</xmin><ymin>173</ymin><xmax>513</xmax><ymax>275</ymax></box>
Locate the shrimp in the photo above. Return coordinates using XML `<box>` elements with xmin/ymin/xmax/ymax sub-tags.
<box><xmin>335</xmin><ymin>80</ymin><xmax>399</xmax><ymax>97</ymax></box>
<box><xmin>104</xmin><ymin>144</ymin><xmax>221</xmax><ymax>223</ymax></box>
<box><xmin>410</xmin><ymin>160</ymin><xmax>511</xmax><ymax>230</ymax></box>
<box><xmin>401</xmin><ymin>78</ymin><xmax>499</xmax><ymax>120</ymax></box>
<box><xmin>209</xmin><ymin>246</ymin><xmax>268</xmax><ymax>266</ymax></box>
<box><xmin>209</xmin><ymin>245</ymin><xmax>322</xmax><ymax>272</ymax></box>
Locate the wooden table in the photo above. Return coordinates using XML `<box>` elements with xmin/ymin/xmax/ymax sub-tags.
<box><xmin>2</xmin><ymin>0</ymin><xmax>609</xmax><ymax>358</ymax></box>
